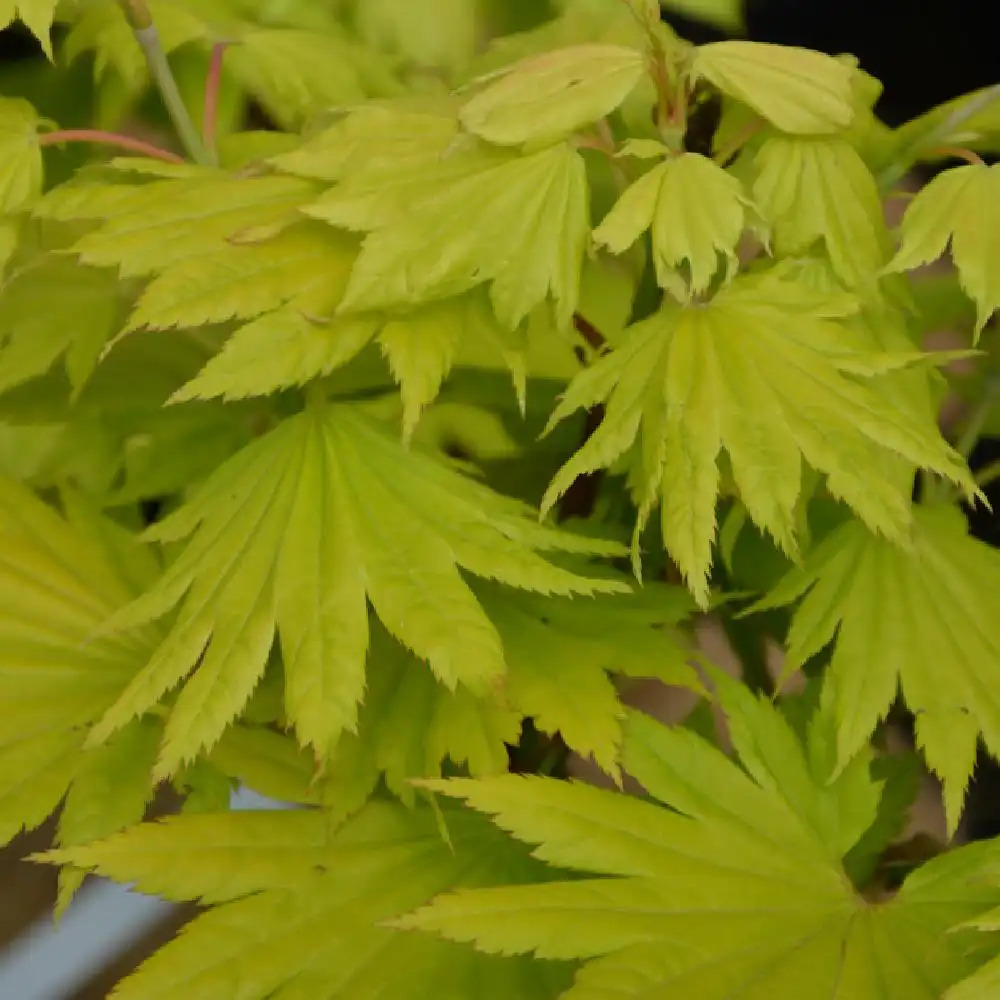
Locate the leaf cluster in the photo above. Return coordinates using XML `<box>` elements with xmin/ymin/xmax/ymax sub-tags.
<box><xmin>2</xmin><ymin>1</ymin><xmax>1000</xmax><ymax>997</ymax></box>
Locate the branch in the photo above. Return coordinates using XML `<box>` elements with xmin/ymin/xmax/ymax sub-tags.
<box><xmin>38</xmin><ymin>129</ymin><xmax>185</xmax><ymax>164</ymax></box>
<box><xmin>202</xmin><ymin>42</ymin><xmax>229</xmax><ymax>157</ymax></box>
<box><xmin>116</xmin><ymin>0</ymin><xmax>212</xmax><ymax>165</ymax></box>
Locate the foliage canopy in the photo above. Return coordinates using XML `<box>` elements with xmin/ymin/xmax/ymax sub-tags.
<box><xmin>2</xmin><ymin>0</ymin><xmax>1000</xmax><ymax>996</ymax></box>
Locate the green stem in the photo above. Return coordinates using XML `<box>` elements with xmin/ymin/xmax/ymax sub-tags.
<box><xmin>118</xmin><ymin>1</ymin><xmax>212</xmax><ymax>165</ymax></box>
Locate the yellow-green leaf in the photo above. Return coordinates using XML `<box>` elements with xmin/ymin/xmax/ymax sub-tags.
<box><xmin>0</xmin><ymin>96</ymin><xmax>42</xmax><ymax>212</ymax></box>
<box><xmin>542</xmin><ymin>274</ymin><xmax>974</xmax><ymax>604</ymax></box>
<box><xmin>322</xmin><ymin>142</ymin><xmax>589</xmax><ymax>330</ymax></box>
<box><xmin>752</xmin><ymin>136</ymin><xmax>890</xmax><ymax>291</ymax></box>
<box><xmin>39</xmin><ymin>802</ymin><xmax>572</xmax><ymax>1000</ymax></box>
<box><xmin>0</xmin><ymin>478</ymin><xmax>162</xmax><ymax>848</ymax></box>
<box><xmin>91</xmin><ymin>404</ymin><xmax>625</xmax><ymax>775</ymax></box>
<box><xmin>594</xmin><ymin>152</ymin><xmax>754</xmax><ymax>298</ymax></box>
<box><xmin>0</xmin><ymin>0</ymin><xmax>58</xmax><ymax>59</ymax></box>
<box><xmin>460</xmin><ymin>44</ymin><xmax>645</xmax><ymax>146</ymax></box>
<box><xmin>884</xmin><ymin>162</ymin><xmax>1000</xmax><ymax>339</ymax></box>
<box><xmin>694</xmin><ymin>41</ymin><xmax>855</xmax><ymax>135</ymax></box>
<box><xmin>755</xmin><ymin>505</ymin><xmax>1000</xmax><ymax>836</ymax></box>
<box><xmin>400</xmin><ymin>708</ymin><xmax>1000</xmax><ymax>998</ymax></box>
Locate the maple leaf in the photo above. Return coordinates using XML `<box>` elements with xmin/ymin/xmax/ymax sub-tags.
<box><xmin>307</xmin><ymin>138</ymin><xmax>590</xmax><ymax>330</ymax></box>
<box><xmin>272</xmin><ymin>101</ymin><xmax>463</xmax><ymax>199</ymax></box>
<box><xmin>171</xmin><ymin>287</ymin><xmax>531</xmax><ymax>443</ymax></box>
<box><xmin>754</xmin><ymin>504</ymin><xmax>1000</xmax><ymax>836</ymax></box>
<box><xmin>39</xmin><ymin>801</ymin><xmax>575</xmax><ymax>1000</ymax></box>
<box><xmin>0</xmin><ymin>96</ymin><xmax>42</xmax><ymax>213</ymax></box>
<box><xmin>399</xmin><ymin>683</ymin><xmax>1000</xmax><ymax>999</ymax></box>
<box><xmin>90</xmin><ymin>402</ymin><xmax>627</xmax><ymax>778</ymax></box>
<box><xmin>593</xmin><ymin>151</ymin><xmax>755</xmax><ymax>299</ymax></box>
<box><xmin>354</xmin><ymin>0</ymin><xmax>478</xmax><ymax>75</ymax></box>
<box><xmin>34</xmin><ymin>169</ymin><xmax>319</xmax><ymax>279</ymax></box>
<box><xmin>692</xmin><ymin>41</ymin><xmax>856</xmax><ymax>135</ymax></box>
<box><xmin>478</xmin><ymin>582</ymin><xmax>700</xmax><ymax>778</ymax></box>
<box><xmin>884</xmin><ymin>162</ymin><xmax>1000</xmax><ymax>339</ymax></box>
<box><xmin>123</xmin><ymin>221</ymin><xmax>358</xmax><ymax>333</ymax></box>
<box><xmin>0</xmin><ymin>254</ymin><xmax>125</xmax><ymax>396</ymax></box>
<box><xmin>459</xmin><ymin>44</ymin><xmax>646</xmax><ymax>147</ymax></box>
<box><xmin>540</xmin><ymin>272</ymin><xmax>974</xmax><ymax>604</ymax></box>
<box><xmin>63</xmin><ymin>0</ymin><xmax>210</xmax><ymax>90</ymax></box>
<box><xmin>322</xmin><ymin>585</ymin><xmax>698</xmax><ymax>821</ymax></box>
<box><xmin>0</xmin><ymin>0</ymin><xmax>58</xmax><ymax>58</ymax></box>
<box><xmin>321</xmin><ymin>623</ymin><xmax>522</xmax><ymax>825</ymax></box>
<box><xmin>224</xmin><ymin>25</ymin><xmax>400</xmax><ymax>130</ymax></box>
<box><xmin>752</xmin><ymin>136</ymin><xmax>891</xmax><ymax>291</ymax></box>
<box><xmin>0</xmin><ymin>480</ymin><xmax>165</xmax><ymax>907</ymax></box>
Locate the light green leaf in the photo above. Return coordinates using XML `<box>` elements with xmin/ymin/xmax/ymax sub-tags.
<box><xmin>479</xmin><ymin>582</ymin><xmax>699</xmax><ymax>777</ymax></box>
<box><xmin>753</xmin><ymin>136</ymin><xmax>891</xmax><ymax>291</ymax></box>
<box><xmin>755</xmin><ymin>504</ymin><xmax>1000</xmax><ymax>836</ymax></box>
<box><xmin>0</xmin><ymin>255</ymin><xmax>124</xmax><ymax>396</ymax></box>
<box><xmin>62</xmin><ymin>0</ymin><xmax>209</xmax><ymax>91</ymax></box>
<box><xmin>168</xmin><ymin>308</ymin><xmax>378</xmax><ymax>404</ymax></box>
<box><xmin>542</xmin><ymin>274</ymin><xmax>974</xmax><ymax>604</ymax></box>
<box><xmin>323</xmin><ymin>624</ymin><xmax>520</xmax><ymax>820</ymax></box>
<box><xmin>0</xmin><ymin>96</ymin><xmax>42</xmax><ymax>212</ymax></box>
<box><xmin>379</xmin><ymin>298</ymin><xmax>467</xmax><ymax>439</ymax></box>
<box><xmin>325</xmin><ymin>142</ymin><xmax>589</xmax><ymax>330</ymax></box>
<box><xmin>224</xmin><ymin>26</ymin><xmax>399</xmax><ymax>131</ymax></box>
<box><xmin>460</xmin><ymin>44</ymin><xmax>645</xmax><ymax>146</ymax></box>
<box><xmin>594</xmin><ymin>152</ymin><xmax>754</xmax><ymax>297</ymax></box>
<box><xmin>353</xmin><ymin>0</ymin><xmax>479</xmax><ymax>75</ymax></box>
<box><xmin>401</xmin><ymin>708</ymin><xmax>1000</xmax><ymax>998</ymax></box>
<box><xmin>54</xmin><ymin>718</ymin><xmax>160</xmax><ymax>913</ymax></box>
<box><xmin>275</xmin><ymin>102</ymin><xmax>461</xmax><ymax>198</ymax></box>
<box><xmin>0</xmin><ymin>477</ymin><xmax>162</xmax><ymax>848</ymax></box>
<box><xmin>884</xmin><ymin>163</ymin><xmax>1000</xmax><ymax>339</ymax></box>
<box><xmin>694</xmin><ymin>41</ymin><xmax>855</xmax><ymax>135</ymax></box>
<box><xmin>92</xmin><ymin>403</ymin><xmax>626</xmax><ymax>775</ymax></box>
<box><xmin>40</xmin><ymin>801</ymin><xmax>572</xmax><ymax>1000</ymax></box>
<box><xmin>209</xmin><ymin>725</ymin><xmax>321</xmax><ymax>807</ymax></box>
<box><xmin>125</xmin><ymin>221</ymin><xmax>359</xmax><ymax>333</ymax></box>
<box><xmin>0</xmin><ymin>0</ymin><xmax>57</xmax><ymax>58</ymax></box>
<box><xmin>37</xmin><ymin>172</ymin><xmax>319</xmax><ymax>279</ymax></box>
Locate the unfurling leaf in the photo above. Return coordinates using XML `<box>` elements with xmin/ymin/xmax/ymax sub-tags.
<box><xmin>752</xmin><ymin>136</ymin><xmax>890</xmax><ymax>290</ymax></box>
<box><xmin>884</xmin><ymin>162</ymin><xmax>1000</xmax><ymax>339</ymax></box>
<box><xmin>594</xmin><ymin>151</ymin><xmax>755</xmax><ymax>298</ymax></box>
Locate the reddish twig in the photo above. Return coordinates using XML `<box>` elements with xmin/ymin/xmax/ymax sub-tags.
<box><xmin>203</xmin><ymin>42</ymin><xmax>229</xmax><ymax>156</ymax></box>
<box><xmin>38</xmin><ymin>129</ymin><xmax>185</xmax><ymax>164</ymax></box>
<box><xmin>925</xmin><ymin>145</ymin><xmax>987</xmax><ymax>168</ymax></box>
